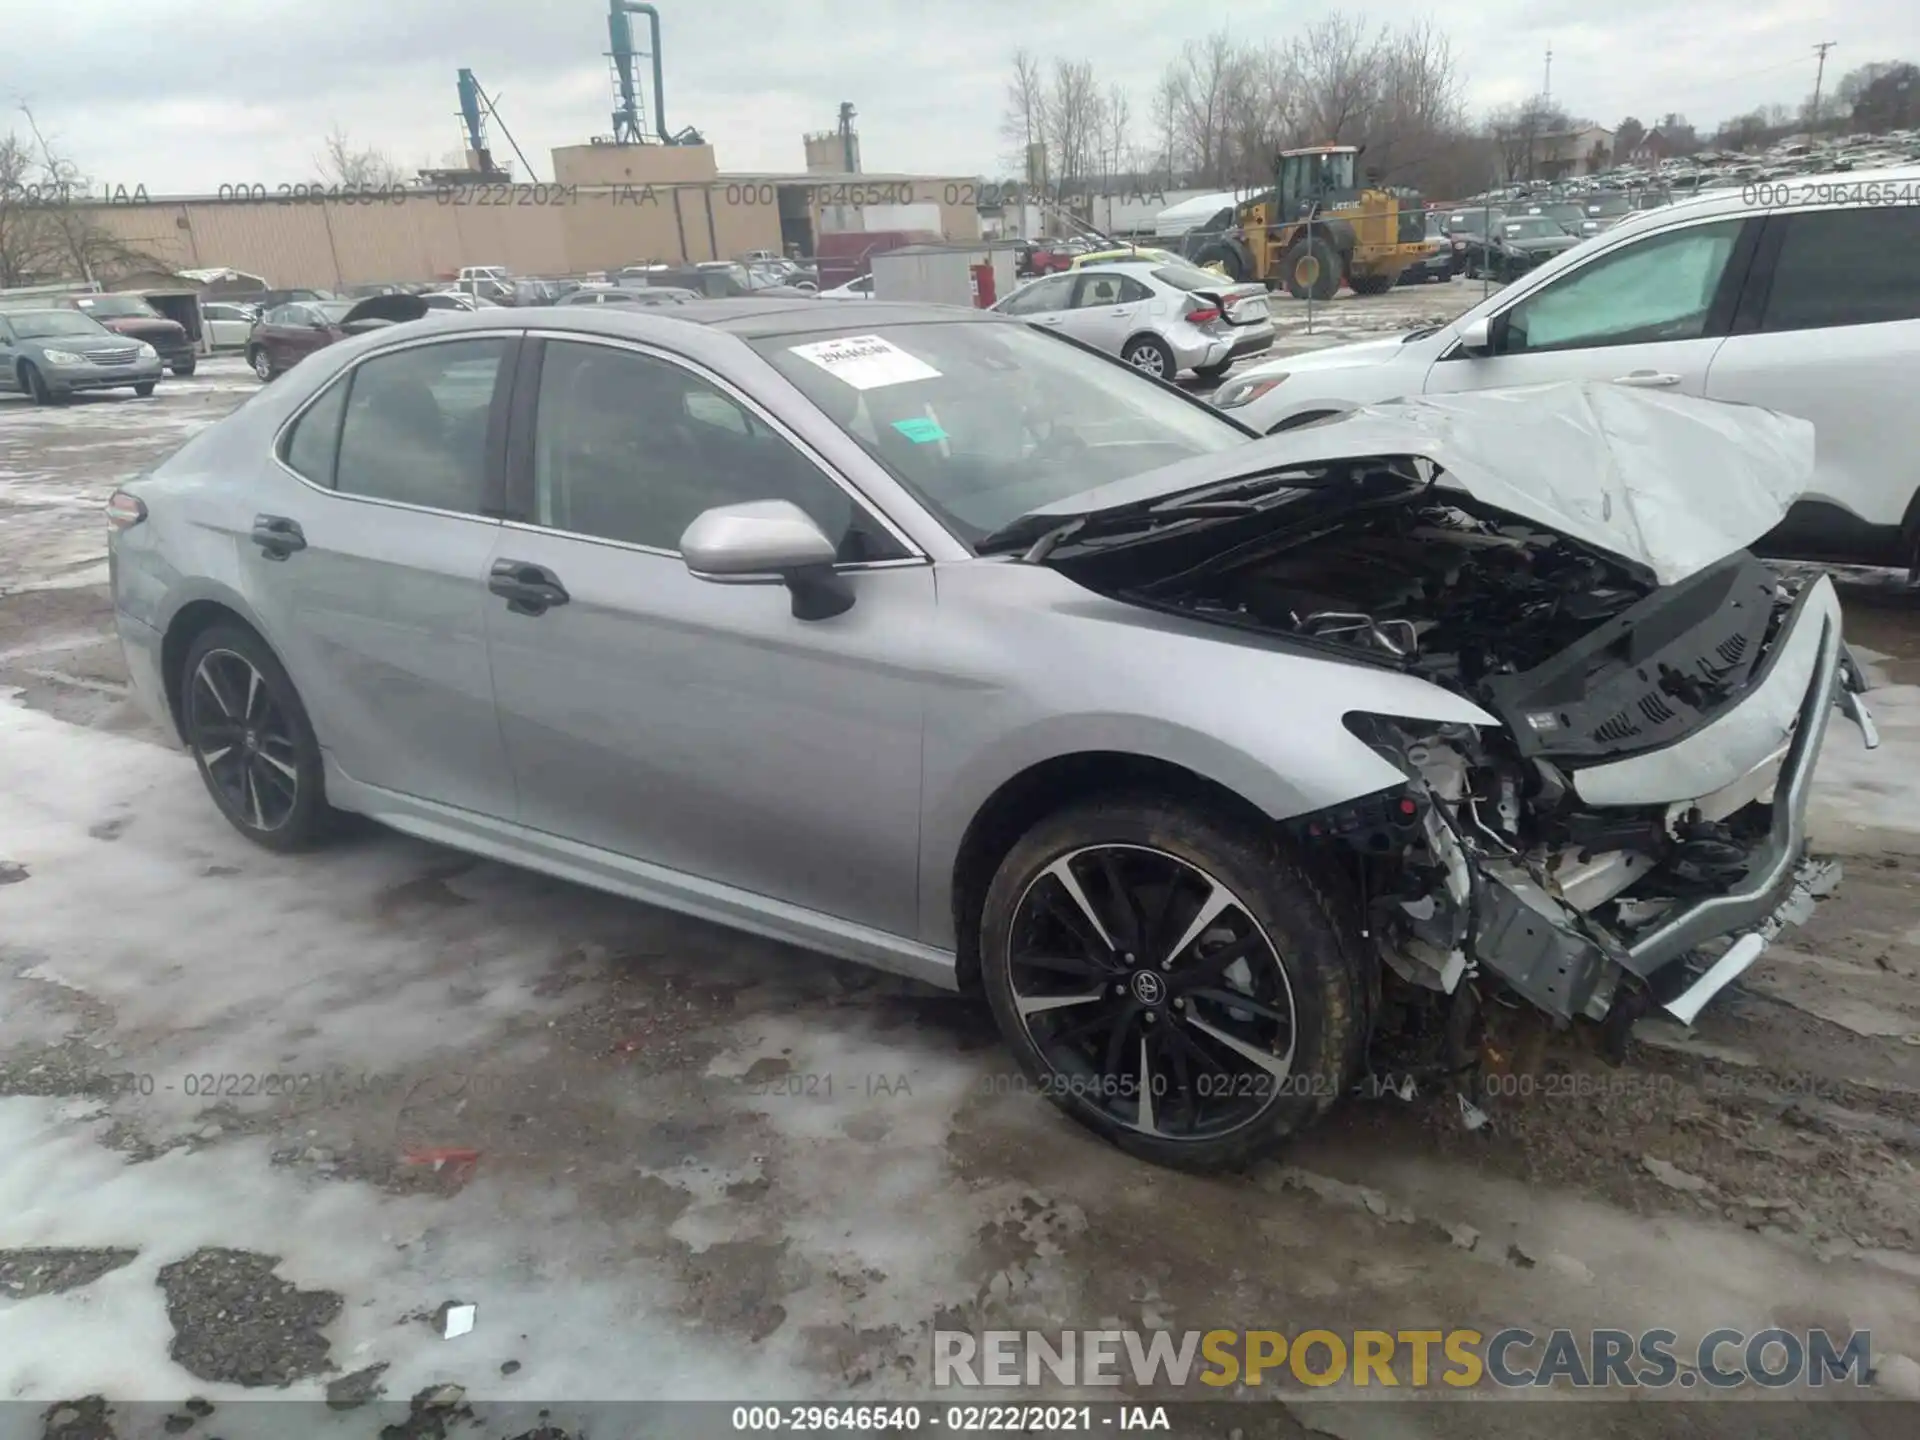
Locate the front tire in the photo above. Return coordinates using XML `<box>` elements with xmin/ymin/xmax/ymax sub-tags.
<box><xmin>1121</xmin><ymin>335</ymin><xmax>1176</xmax><ymax>381</ymax></box>
<box><xmin>172</xmin><ymin>359</ymin><xmax>196</xmax><ymax>377</ymax></box>
<box><xmin>134</xmin><ymin>382</ymin><xmax>157</xmax><ymax>397</ymax></box>
<box><xmin>1281</xmin><ymin>238</ymin><xmax>1342</xmax><ymax>301</ymax></box>
<box><xmin>248</xmin><ymin>347</ymin><xmax>274</xmax><ymax>382</ymax></box>
<box><xmin>978</xmin><ymin>795</ymin><xmax>1369</xmax><ymax>1172</ymax></box>
<box><xmin>179</xmin><ymin>624</ymin><xmax>336</xmax><ymax>852</ymax></box>
<box><xmin>22</xmin><ymin>362</ymin><xmax>61</xmax><ymax>406</ymax></box>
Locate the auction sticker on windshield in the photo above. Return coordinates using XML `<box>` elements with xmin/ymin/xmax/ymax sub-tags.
<box><xmin>789</xmin><ymin>334</ymin><xmax>941</xmax><ymax>390</ymax></box>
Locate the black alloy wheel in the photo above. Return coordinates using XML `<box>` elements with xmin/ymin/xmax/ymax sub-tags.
<box><xmin>187</xmin><ymin>648</ymin><xmax>301</xmax><ymax>832</ymax></box>
<box><xmin>180</xmin><ymin>625</ymin><xmax>335</xmax><ymax>850</ymax></box>
<box><xmin>980</xmin><ymin>796</ymin><xmax>1367</xmax><ymax>1171</ymax></box>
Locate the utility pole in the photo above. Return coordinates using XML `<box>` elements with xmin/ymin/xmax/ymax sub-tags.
<box><xmin>1810</xmin><ymin>41</ymin><xmax>1836</xmax><ymax>129</ymax></box>
<box><xmin>1543</xmin><ymin>46</ymin><xmax>1553</xmax><ymax>106</ymax></box>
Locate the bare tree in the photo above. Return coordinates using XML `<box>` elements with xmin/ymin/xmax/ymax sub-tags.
<box><xmin>1040</xmin><ymin>58</ymin><xmax>1103</xmax><ymax>200</ymax></box>
<box><xmin>1000</xmin><ymin>49</ymin><xmax>1049</xmax><ymax>183</ymax></box>
<box><xmin>318</xmin><ymin>124</ymin><xmax>406</xmax><ymax>188</ymax></box>
<box><xmin>1161</xmin><ymin>32</ymin><xmax>1243</xmax><ymax>186</ymax></box>
<box><xmin>1485</xmin><ymin>97</ymin><xmax>1571</xmax><ymax>182</ymax></box>
<box><xmin>2</xmin><ymin>110</ymin><xmax>156</xmax><ymax>285</ymax></box>
<box><xmin>1100</xmin><ymin>83</ymin><xmax>1133</xmax><ymax>187</ymax></box>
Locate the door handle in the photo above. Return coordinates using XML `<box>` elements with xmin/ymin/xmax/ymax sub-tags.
<box><xmin>1108</xmin><ymin>307</ymin><xmax>1132</xmax><ymax>316</ymax></box>
<box><xmin>250</xmin><ymin>514</ymin><xmax>305</xmax><ymax>560</ymax></box>
<box><xmin>1614</xmin><ymin>371</ymin><xmax>1681</xmax><ymax>387</ymax></box>
<box><xmin>489</xmin><ymin>559</ymin><xmax>570</xmax><ymax>616</ymax></box>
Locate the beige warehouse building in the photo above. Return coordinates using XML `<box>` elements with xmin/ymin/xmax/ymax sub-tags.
<box><xmin>74</xmin><ymin>142</ymin><xmax>982</xmax><ymax>290</ymax></box>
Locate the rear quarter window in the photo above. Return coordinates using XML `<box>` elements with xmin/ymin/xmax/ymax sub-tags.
<box><xmin>1761</xmin><ymin>206</ymin><xmax>1920</xmax><ymax>331</ymax></box>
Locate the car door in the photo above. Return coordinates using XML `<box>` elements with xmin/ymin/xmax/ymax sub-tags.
<box><xmin>1424</xmin><ymin>215</ymin><xmax>1756</xmax><ymax>398</ymax></box>
<box><xmin>480</xmin><ymin>334</ymin><xmax>935</xmax><ymax>936</ymax></box>
<box><xmin>1706</xmin><ymin>203</ymin><xmax>1920</xmax><ymax>560</ymax></box>
<box><xmin>995</xmin><ymin>274</ymin><xmax>1077</xmax><ymax>332</ymax></box>
<box><xmin>239</xmin><ymin>333</ymin><xmax>520</xmax><ymax>817</ymax></box>
<box><xmin>1057</xmin><ymin>271</ymin><xmax>1153</xmax><ymax>354</ymax></box>
<box><xmin>0</xmin><ymin>315</ymin><xmax>17</xmax><ymax>390</ymax></box>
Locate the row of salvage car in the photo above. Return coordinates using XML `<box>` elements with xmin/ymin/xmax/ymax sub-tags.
<box><xmin>98</xmin><ymin>168</ymin><xmax>1908</xmax><ymax>1171</ymax></box>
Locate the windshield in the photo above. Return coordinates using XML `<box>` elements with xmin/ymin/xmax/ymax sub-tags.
<box><xmin>751</xmin><ymin>322</ymin><xmax>1251</xmax><ymax>546</ymax></box>
<box><xmin>1587</xmin><ymin>197</ymin><xmax>1631</xmax><ymax>216</ymax></box>
<box><xmin>10</xmin><ymin>310</ymin><xmax>112</xmax><ymax>339</ymax></box>
<box><xmin>1446</xmin><ymin>210</ymin><xmax>1499</xmax><ymax>234</ymax></box>
<box><xmin>1502</xmin><ymin>219</ymin><xmax>1564</xmax><ymax>239</ymax></box>
<box><xmin>74</xmin><ymin>295</ymin><xmax>160</xmax><ymax>319</ymax></box>
<box><xmin>311</xmin><ymin>302</ymin><xmax>357</xmax><ymax>322</ymax></box>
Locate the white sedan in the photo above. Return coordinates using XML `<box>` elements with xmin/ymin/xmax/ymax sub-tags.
<box><xmin>816</xmin><ymin>275</ymin><xmax>874</xmax><ymax>300</ymax></box>
<box><xmin>199</xmin><ymin>302</ymin><xmax>258</xmax><ymax>350</ymax></box>
<box><xmin>992</xmin><ymin>260</ymin><xmax>1273</xmax><ymax>381</ymax></box>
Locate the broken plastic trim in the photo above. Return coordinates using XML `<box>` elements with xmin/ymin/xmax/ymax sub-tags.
<box><xmin>1622</xmin><ymin>590</ymin><xmax>1842</xmax><ymax>977</ymax></box>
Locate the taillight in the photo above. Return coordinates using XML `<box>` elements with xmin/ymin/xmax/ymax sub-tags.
<box><xmin>1186</xmin><ymin>305</ymin><xmax>1223</xmax><ymax>325</ymax></box>
<box><xmin>106</xmin><ymin>490</ymin><xmax>147</xmax><ymax>530</ymax></box>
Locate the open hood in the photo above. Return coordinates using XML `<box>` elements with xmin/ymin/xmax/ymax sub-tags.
<box><xmin>987</xmin><ymin>383</ymin><xmax>1814</xmax><ymax>587</ymax></box>
<box><xmin>340</xmin><ymin>293</ymin><xmax>429</xmax><ymax>329</ymax></box>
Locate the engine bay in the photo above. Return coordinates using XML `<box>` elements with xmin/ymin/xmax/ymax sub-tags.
<box><xmin>1047</xmin><ymin>474</ymin><xmax>1821</xmax><ymax>1042</ymax></box>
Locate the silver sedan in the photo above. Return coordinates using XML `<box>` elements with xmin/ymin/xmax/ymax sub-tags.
<box><xmin>991</xmin><ymin>259</ymin><xmax>1274</xmax><ymax>381</ymax></box>
<box><xmin>106</xmin><ymin>302</ymin><xmax>1864</xmax><ymax>1170</ymax></box>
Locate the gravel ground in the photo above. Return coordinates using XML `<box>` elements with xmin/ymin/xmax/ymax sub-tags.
<box><xmin>2</xmin><ymin>330</ymin><xmax>1918</xmax><ymax>1438</ymax></box>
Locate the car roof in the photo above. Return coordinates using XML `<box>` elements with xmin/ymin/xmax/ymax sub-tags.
<box><xmin>373</xmin><ymin>297</ymin><xmax>1001</xmax><ymax>343</ymax></box>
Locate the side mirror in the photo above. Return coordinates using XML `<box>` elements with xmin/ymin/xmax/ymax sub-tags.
<box><xmin>680</xmin><ymin>500</ymin><xmax>853</xmax><ymax>621</ymax></box>
<box><xmin>1455</xmin><ymin>315</ymin><xmax>1494</xmax><ymax>355</ymax></box>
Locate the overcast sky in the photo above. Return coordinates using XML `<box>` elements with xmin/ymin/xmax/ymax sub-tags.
<box><xmin>5</xmin><ymin>0</ymin><xmax>1909</xmax><ymax>192</ymax></box>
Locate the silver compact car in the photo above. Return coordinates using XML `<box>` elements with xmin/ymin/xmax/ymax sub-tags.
<box><xmin>107</xmin><ymin>302</ymin><xmax>1874</xmax><ymax>1170</ymax></box>
<box><xmin>992</xmin><ymin>260</ymin><xmax>1273</xmax><ymax>382</ymax></box>
<box><xmin>0</xmin><ymin>307</ymin><xmax>165</xmax><ymax>403</ymax></box>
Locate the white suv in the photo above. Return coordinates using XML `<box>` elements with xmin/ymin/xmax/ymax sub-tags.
<box><xmin>1216</xmin><ymin>167</ymin><xmax>1920</xmax><ymax>572</ymax></box>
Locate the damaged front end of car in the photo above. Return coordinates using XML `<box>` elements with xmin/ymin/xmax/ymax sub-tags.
<box><xmin>1001</xmin><ymin>384</ymin><xmax>1880</xmax><ymax>1058</ymax></box>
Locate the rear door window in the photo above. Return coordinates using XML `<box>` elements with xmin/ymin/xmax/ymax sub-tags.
<box><xmin>281</xmin><ymin>380</ymin><xmax>349</xmax><ymax>487</ymax></box>
<box><xmin>1759</xmin><ymin>207</ymin><xmax>1920</xmax><ymax>331</ymax></box>
<box><xmin>334</xmin><ymin>339</ymin><xmax>508</xmax><ymax>513</ymax></box>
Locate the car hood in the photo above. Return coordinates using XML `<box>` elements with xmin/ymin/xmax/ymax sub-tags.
<box><xmin>983</xmin><ymin>382</ymin><xmax>1815</xmax><ymax>587</ymax></box>
<box><xmin>1249</xmin><ymin>333</ymin><xmax>1417</xmax><ymax>376</ymax></box>
<box><xmin>340</xmin><ymin>293</ymin><xmax>430</xmax><ymax>328</ymax></box>
<box><xmin>1509</xmin><ymin>234</ymin><xmax>1579</xmax><ymax>252</ymax></box>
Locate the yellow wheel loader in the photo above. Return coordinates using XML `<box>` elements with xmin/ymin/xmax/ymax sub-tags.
<box><xmin>1190</xmin><ymin>145</ymin><xmax>1431</xmax><ymax>300</ymax></box>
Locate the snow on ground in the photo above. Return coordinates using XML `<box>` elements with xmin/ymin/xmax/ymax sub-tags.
<box><xmin>4</xmin><ymin>309</ymin><xmax>1920</xmax><ymax>1432</ymax></box>
<box><xmin>1</xmin><ymin>357</ymin><xmax>255</xmax><ymax>597</ymax></box>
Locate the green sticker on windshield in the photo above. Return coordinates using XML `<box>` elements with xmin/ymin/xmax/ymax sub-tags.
<box><xmin>892</xmin><ymin>417</ymin><xmax>947</xmax><ymax>444</ymax></box>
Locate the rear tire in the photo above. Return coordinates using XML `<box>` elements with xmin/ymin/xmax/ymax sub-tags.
<box><xmin>179</xmin><ymin>624</ymin><xmax>338</xmax><ymax>853</ymax></box>
<box><xmin>1281</xmin><ymin>238</ymin><xmax>1342</xmax><ymax>301</ymax></box>
<box><xmin>978</xmin><ymin>794</ymin><xmax>1370</xmax><ymax>1172</ymax></box>
<box><xmin>1121</xmin><ymin>335</ymin><xmax>1176</xmax><ymax>381</ymax></box>
<box><xmin>172</xmin><ymin>359</ymin><xmax>196</xmax><ymax>377</ymax></box>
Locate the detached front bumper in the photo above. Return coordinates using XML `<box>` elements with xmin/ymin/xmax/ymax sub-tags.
<box><xmin>1466</xmin><ymin>576</ymin><xmax>1870</xmax><ymax>1024</ymax></box>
